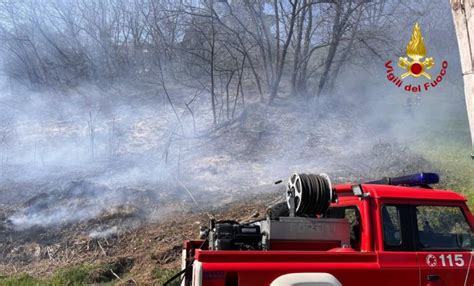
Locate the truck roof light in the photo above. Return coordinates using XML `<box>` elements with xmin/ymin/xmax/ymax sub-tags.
<box><xmin>367</xmin><ymin>172</ymin><xmax>439</xmax><ymax>187</ymax></box>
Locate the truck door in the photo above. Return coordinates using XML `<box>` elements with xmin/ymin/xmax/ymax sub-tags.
<box><xmin>414</xmin><ymin>205</ymin><xmax>473</xmax><ymax>286</ymax></box>
<box><xmin>378</xmin><ymin>205</ymin><xmax>420</xmax><ymax>286</ymax></box>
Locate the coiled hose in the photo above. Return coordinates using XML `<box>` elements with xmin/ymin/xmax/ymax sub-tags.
<box><xmin>286</xmin><ymin>173</ymin><xmax>333</xmax><ymax>215</ymax></box>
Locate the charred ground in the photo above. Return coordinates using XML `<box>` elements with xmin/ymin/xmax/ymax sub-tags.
<box><xmin>0</xmin><ymin>97</ymin><xmax>437</xmax><ymax>285</ymax></box>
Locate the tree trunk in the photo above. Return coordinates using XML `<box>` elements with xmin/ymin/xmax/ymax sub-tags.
<box><xmin>316</xmin><ymin>1</ymin><xmax>342</xmax><ymax>97</ymax></box>
<box><xmin>210</xmin><ymin>17</ymin><xmax>217</xmax><ymax>125</ymax></box>
<box><xmin>299</xmin><ymin>4</ymin><xmax>313</xmax><ymax>99</ymax></box>
<box><xmin>269</xmin><ymin>0</ymin><xmax>299</xmax><ymax>104</ymax></box>
<box><xmin>291</xmin><ymin>0</ymin><xmax>308</xmax><ymax>96</ymax></box>
<box><xmin>451</xmin><ymin>0</ymin><xmax>474</xmax><ymax>157</ymax></box>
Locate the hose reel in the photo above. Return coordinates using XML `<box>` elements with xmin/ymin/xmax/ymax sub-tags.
<box><xmin>286</xmin><ymin>173</ymin><xmax>334</xmax><ymax>216</ymax></box>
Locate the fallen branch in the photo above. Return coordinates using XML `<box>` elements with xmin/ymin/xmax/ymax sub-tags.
<box><xmin>97</xmin><ymin>240</ymin><xmax>107</xmax><ymax>256</ymax></box>
<box><xmin>110</xmin><ymin>269</ymin><xmax>122</xmax><ymax>281</ymax></box>
<box><xmin>176</xmin><ymin>177</ymin><xmax>199</xmax><ymax>208</ymax></box>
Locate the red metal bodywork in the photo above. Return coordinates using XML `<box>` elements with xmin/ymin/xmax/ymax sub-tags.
<box><xmin>184</xmin><ymin>184</ymin><xmax>474</xmax><ymax>286</ymax></box>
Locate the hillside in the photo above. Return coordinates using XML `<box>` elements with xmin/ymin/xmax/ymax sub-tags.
<box><xmin>0</xmin><ymin>95</ymin><xmax>437</xmax><ymax>284</ymax></box>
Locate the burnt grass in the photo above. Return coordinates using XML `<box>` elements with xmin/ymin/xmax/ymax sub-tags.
<box><xmin>0</xmin><ymin>102</ymin><xmax>437</xmax><ymax>284</ymax></box>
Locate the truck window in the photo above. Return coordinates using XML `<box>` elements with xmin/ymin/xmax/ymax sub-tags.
<box><xmin>382</xmin><ymin>205</ymin><xmax>402</xmax><ymax>247</ymax></box>
<box><xmin>415</xmin><ymin>206</ymin><xmax>472</xmax><ymax>251</ymax></box>
<box><xmin>326</xmin><ymin>206</ymin><xmax>361</xmax><ymax>249</ymax></box>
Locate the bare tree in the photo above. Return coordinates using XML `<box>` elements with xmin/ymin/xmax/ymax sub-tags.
<box><xmin>0</xmin><ymin>0</ymin><xmax>405</xmax><ymax>115</ymax></box>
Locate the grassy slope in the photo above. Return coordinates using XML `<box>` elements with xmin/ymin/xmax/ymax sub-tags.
<box><xmin>391</xmin><ymin>91</ymin><xmax>474</xmax><ymax>206</ymax></box>
<box><xmin>411</xmin><ymin>125</ymin><xmax>474</xmax><ymax>206</ymax></box>
<box><xmin>0</xmin><ymin>253</ymin><xmax>180</xmax><ymax>286</ymax></box>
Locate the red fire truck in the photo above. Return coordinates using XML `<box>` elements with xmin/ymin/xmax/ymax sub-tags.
<box><xmin>175</xmin><ymin>173</ymin><xmax>474</xmax><ymax>286</ymax></box>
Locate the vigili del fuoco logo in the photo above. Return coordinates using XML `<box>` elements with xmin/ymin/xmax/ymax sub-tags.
<box><xmin>385</xmin><ymin>22</ymin><xmax>448</xmax><ymax>93</ymax></box>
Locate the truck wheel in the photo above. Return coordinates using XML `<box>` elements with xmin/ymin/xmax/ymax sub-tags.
<box><xmin>269</xmin><ymin>202</ymin><xmax>289</xmax><ymax>220</ymax></box>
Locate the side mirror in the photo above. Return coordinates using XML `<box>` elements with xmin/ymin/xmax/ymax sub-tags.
<box><xmin>352</xmin><ymin>185</ymin><xmax>369</xmax><ymax>198</ymax></box>
<box><xmin>351</xmin><ymin>185</ymin><xmax>363</xmax><ymax>197</ymax></box>
<box><xmin>460</xmin><ymin>232</ymin><xmax>474</xmax><ymax>250</ymax></box>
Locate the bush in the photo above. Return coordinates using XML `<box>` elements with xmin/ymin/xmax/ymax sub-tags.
<box><xmin>49</xmin><ymin>266</ymin><xmax>90</xmax><ymax>285</ymax></box>
<box><xmin>152</xmin><ymin>267</ymin><xmax>181</xmax><ymax>286</ymax></box>
<box><xmin>0</xmin><ymin>262</ymin><xmax>126</xmax><ymax>286</ymax></box>
<box><xmin>0</xmin><ymin>273</ymin><xmax>42</xmax><ymax>286</ymax></box>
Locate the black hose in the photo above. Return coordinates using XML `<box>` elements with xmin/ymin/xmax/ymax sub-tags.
<box><xmin>295</xmin><ymin>174</ymin><xmax>332</xmax><ymax>215</ymax></box>
<box><xmin>163</xmin><ymin>265</ymin><xmax>190</xmax><ymax>286</ymax></box>
<box><xmin>163</xmin><ymin>239</ymin><xmax>207</xmax><ymax>286</ymax></box>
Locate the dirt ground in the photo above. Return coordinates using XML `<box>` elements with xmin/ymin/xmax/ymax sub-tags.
<box><xmin>0</xmin><ymin>192</ymin><xmax>279</xmax><ymax>285</ymax></box>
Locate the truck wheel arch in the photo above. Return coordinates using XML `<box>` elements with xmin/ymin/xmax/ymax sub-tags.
<box><xmin>270</xmin><ymin>273</ymin><xmax>342</xmax><ymax>286</ymax></box>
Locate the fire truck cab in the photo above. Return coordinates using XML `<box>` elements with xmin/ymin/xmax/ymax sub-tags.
<box><xmin>181</xmin><ymin>173</ymin><xmax>474</xmax><ymax>286</ymax></box>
